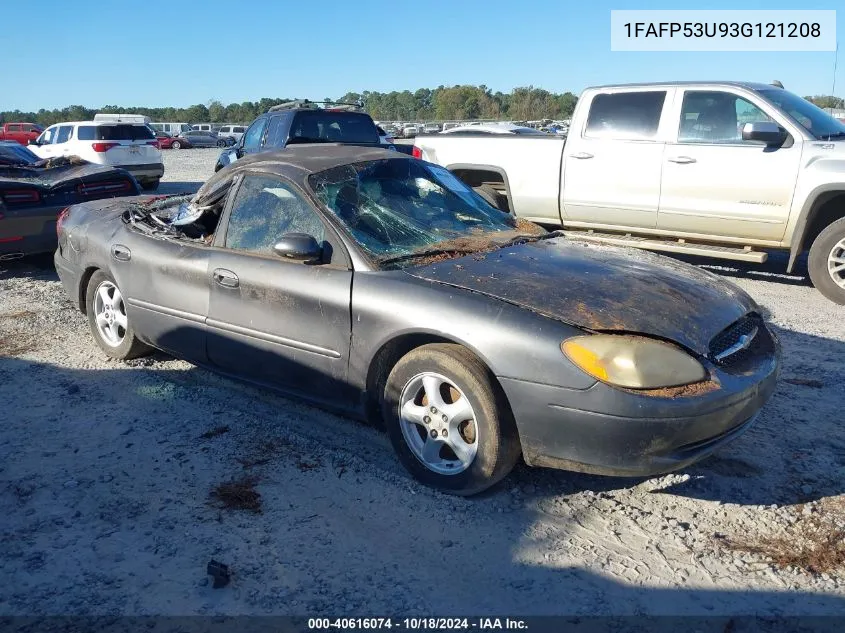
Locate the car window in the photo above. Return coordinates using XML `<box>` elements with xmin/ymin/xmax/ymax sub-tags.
<box><xmin>242</xmin><ymin>118</ymin><xmax>267</xmax><ymax>150</ymax></box>
<box><xmin>234</xmin><ymin>126</ymin><xmax>245</xmax><ymax>133</ymax></box>
<box><xmin>39</xmin><ymin>127</ymin><xmax>58</xmax><ymax>144</ymax></box>
<box><xmin>585</xmin><ymin>91</ymin><xmax>667</xmax><ymax>140</ymax></box>
<box><xmin>679</xmin><ymin>91</ymin><xmax>774</xmax><ymax>144</ymax></box>
<box><xmin>225</xmin><ymin>175</ymin><xmax>325</xmax><ymax>255</ymax></box>
<box><xmin>55</xmin><ymin>125</ymin><xmax>73</xmax><ymax>144</ymax></box>
<box><xmin>8</xmin><ymin>124</ymin><xmax>21</xmax><ymax>132</ymax></box>
<box><xmin>288</xmin><ymin>111</ymin><xmax>379</xmax><ymax>144</ymax></box>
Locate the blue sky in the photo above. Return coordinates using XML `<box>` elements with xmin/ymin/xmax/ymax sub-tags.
<box><xmin>1</xmin><ymin>0</ymin><xmax>842</xmax><ymax>111</ymax></box>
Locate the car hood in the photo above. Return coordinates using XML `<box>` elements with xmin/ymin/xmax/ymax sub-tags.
<box><xmin>0</xmin><ymin>159</ymin><xmax>122</xmax><ymax>188</ymax></box>
<box><xmin>403</xmin><ymin>237</ymin><xmax>758</xmax><ymax>356</ymax></box>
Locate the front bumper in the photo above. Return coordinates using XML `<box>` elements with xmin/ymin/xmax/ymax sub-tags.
<box><xmin>500</xmin><ymin>332</ymin><xmax>780</xmax><ymax>477</ymax></box>
<box><xmin>118</xmin><ymin>163</ymin><xmax>164</xmax><ymax>181</ymax></box>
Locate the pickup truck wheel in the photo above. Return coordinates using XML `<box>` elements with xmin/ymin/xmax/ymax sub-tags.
<box><xmin>808</xmin><ymin>217</ymin><xmax>845</xmax><ymax>305</ymax></box>
<box><xmin>381</xmin><ymin>343</ymin><xmax>521</xmax><ymax>496</ymax></box>
<box><xmin>86</xmin><ymin>271</ymin><xmax>152</xmax><ymax>360</ymax></box>
<box><xmin>474</xmin><ymin>184</ymin><xmax>502</xmax><ymax>210</ymax></box>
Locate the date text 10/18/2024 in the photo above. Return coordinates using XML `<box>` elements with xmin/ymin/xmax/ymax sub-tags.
<box><xmin>308</xmin><ymin>618</ymin><xmax>528</xmax><ymax>630</ymax></box>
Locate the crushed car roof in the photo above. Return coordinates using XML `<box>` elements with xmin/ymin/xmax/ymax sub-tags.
<box><xmin>195</xmin><ymin>145</ymin><xmax>407</xmax><ymax>202</ymax></box>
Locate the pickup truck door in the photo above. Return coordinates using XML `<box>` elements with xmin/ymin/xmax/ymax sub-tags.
<box><xmin>561</xmin><ymin>89</ymin><xmax>671</xmax><ymax>229</ymax></box>
<box><xmin>658</xmin><ymin>89</ymin><xmax>800</xmax><ymax>241</ymax></box>
<box><xmin>205</xmin><ymin>174</ymin><xmax>354</xmax><ymax>406</ymax></box>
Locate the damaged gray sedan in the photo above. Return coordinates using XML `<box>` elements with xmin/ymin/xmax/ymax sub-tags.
<box><xmin>54</xmin><ymin>146</ymin><xmax>780</xmax><ymax>495</ymax></box>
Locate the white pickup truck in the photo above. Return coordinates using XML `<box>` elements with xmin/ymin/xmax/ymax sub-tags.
<box><xmin>413</xmin><ymin>81</ymin><xmax>845</xmax><ymax>304</ymax></box>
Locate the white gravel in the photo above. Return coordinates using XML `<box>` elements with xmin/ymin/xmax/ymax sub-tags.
<box><xmin>1</xmin><ymin>148</ymin><xmax>844</xmax><ymax>617</ymax></box>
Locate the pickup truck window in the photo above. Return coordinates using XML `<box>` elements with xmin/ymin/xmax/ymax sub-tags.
<box><xmin>758</xmin><ymin>88</ymin><xmax>845</xmax><ymax>140</ymax></box>
<box><xmin>8</xmin><ymin>124</ymin><xmax>21</xmax><ymax>132</ymax></box>
<box><xmin>679</xmin><ymin>91</ymin><xmax>772</xmax><ymax>144</ymax></box>
<box><xmin>585</xmin><ymin>91</ymin><xmax>666</xmax><ymax>140</ymax></box>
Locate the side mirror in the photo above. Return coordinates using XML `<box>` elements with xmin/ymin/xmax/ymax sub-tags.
<box><xmin>741</xmin><ymin>121</ymin><xmax>787</xmax><ymax>146</ymax></box>
<box><xmin>273</xmin><ymin>233</ymin><xmax>322</xmax><ymax>262</ymax></box>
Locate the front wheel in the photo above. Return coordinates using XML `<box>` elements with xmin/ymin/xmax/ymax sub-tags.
<box><xmin>140</xmin><ymin>178</ymin><xmax>160</xmax><ymax>191</ymax></box>
<box><xmin>381</xmin><ymin>343</ymin><xmax>521</xmax><ymax>496</ymax></box>
<box><xmin>216</xmin><ymin>139</ymin><xmax>226</xmax><ymax>147</ymax></box>
<box><xmin>171</xmin><ymin>140</ymin><xmax>182</xmax><ymax>150</ymax></box>
<box><xmin>808</xmin><ymin>216</ymin><xmax>845</xmax><ymax>305</ymax></box>
<box><xmin>86</xmin><ymin>271</ymin><xmax>151</xmax><ymax>360</ymax></box>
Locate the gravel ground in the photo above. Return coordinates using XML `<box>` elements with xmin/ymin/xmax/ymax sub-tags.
<box><xmin>1</xmin><ymin>148</ymin><xmax>844</xmax><ymax>617</ymax></box>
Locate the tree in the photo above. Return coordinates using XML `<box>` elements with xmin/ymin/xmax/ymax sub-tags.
<box><xmin>805</xmin><ymin>95</ymin><xmax>845</xmax><ymax>109</ymax></box>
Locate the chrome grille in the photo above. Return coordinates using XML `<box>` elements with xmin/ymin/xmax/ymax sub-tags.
<box><xmin>708</xmin><ymin>314</ymin><xmax>764</xmax><ymax>367</ymax></box>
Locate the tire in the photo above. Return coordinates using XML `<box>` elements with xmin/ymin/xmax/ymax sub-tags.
<box><xmin>808</xmin><ymin>216</ymin><xmax>845</xmax><ymax>305</ymax></box>
<box><xmin>85</xmin><ymin>271</ymin><xmax>152</xmax><ymax>360</ymax></box>
<box><xmin>474</xmin><ymin>184</ymin><xmax>502</xmax><ymax>210</ymax></box>
<box><xmin>139</xmin><ymin>178</ymin><xmax>160</xmax><ymax>191</ymax></box>
<box><xmin>216</xmin><ymin>139</ymin><xmax>226</xmax><ymax>148</ymax></box>
<box><xmin>171</xmin><ymin>140</ymin><xmax>182</xmax><ymax>150</ymax></box>
<box><xmin>381</xmin><ymin>343</ymin><xmax>521</xmax><ymax>496</ymax></box>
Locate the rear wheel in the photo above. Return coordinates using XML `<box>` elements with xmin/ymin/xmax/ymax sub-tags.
<box><xmin>381</xmin><ymin>344</ymin><xmax>521</xmax><ymax>496</ymax></box>
<box><xmin>86</xmin><ymin>271</ymin><xmax>151</xmax><ymax>360</ymax></box>
<box><xmin>171</xmin><ymin>140</ymin><xmax>182</xmax><ymax>150</ymax></box>
<box><xmin>808</xmin><ymin>216</ymin><xmax>845</xmax><ymax>305</ymax></box>
<box><xmin>474</xmin><ymin>184</ymin><xmax>505</xmax><ymax>212</ymax></box>
<box><xmin>140</xmin><ymin>178</ymin><xmax>160</xmax><ymax>191</ymax></box>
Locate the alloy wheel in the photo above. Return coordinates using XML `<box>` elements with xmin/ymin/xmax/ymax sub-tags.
<box><xmin>93</xmin><ymin>280</ymin><xmax>128</xmax><ymax>347</ymax></box>
<box><xmin>827</xmin><ymin>237</ymin><xmax>845</xmax><ymax>290</ymax></box>
<box><xmin>398</xmin><ymin>372</ymin><xmax>479</xmax><ymax>475</ymax></box>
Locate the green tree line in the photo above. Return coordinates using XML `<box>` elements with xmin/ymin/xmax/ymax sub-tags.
<box><xmin>0</xmin><ymin>85</ymin><xmax>579</xmax><ymax>127</ymax></box>
<box><xmin>2</xmin><ymin>86</ymin><xmax>841</xmax><ymax>128</ymax></box>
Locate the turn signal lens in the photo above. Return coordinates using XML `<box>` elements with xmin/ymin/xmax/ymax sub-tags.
<box><xmin>561</xmin><ymin>335</ymin><xmax>707</xmax><ymax>389</ymax></box>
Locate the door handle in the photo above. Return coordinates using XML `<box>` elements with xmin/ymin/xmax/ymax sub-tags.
<box><xmin>111</xmin><ymin>244</ymin><xmax>131</xmax><ymax>261</ymax></box>
<box><xmin>667</xmin><ymin>156</ymin><xmax>697</xmax><ymax>164</ymax></box>
<box><xmin>213</xmin><ymin>268</ymin><xmax>239</xmax><ymax>288</ymax></box>
<box><xmin>570</xmin><ymin>152</ymin><xmax>594</xmax><ymax>160</ymax></box>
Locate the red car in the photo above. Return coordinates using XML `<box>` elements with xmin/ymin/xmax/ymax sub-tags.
<box><xmin>0</xmin><ymin>122</ymin><xmax>43</xmax><ymax>146</ymax></box>
<box><xmin>155</xmin><ymin>132</ymin><xmax>193</xmax><ymax>150</ymax></box>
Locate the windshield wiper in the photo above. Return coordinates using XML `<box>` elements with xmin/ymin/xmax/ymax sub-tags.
<box><xmin>287</xmin><ymin>136</ymin><xmax>333</xmax><ymax>144</ymax></box>
<box><xmin>820</xmin><ymin>132</ymin><xmax>845</xmax><ymax>139</ymax></box>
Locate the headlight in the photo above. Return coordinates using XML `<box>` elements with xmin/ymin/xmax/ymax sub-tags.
<box><xmin>561</xmin><ymin>335</ymin><xmax>707</xmax><ymax>389</ymax></box>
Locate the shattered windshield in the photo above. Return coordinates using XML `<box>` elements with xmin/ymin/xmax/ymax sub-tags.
<box><xmin>308</xmin><ymin>158</ymin><xmax>539</xmax><ymax>263</ymax></box>
<box><xmin>0</xmin><ymin>143</ymin><xmax>39</xmax><ymax>166</ymax></box>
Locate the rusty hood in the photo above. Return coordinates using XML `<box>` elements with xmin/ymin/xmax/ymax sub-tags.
<box><xmin>403</xmin><ymin>237</ymin><xmax>758</xmax><ymax>355</ymax></box>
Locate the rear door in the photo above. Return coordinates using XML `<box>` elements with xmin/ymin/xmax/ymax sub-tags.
<box><xmin>205</xmin><ymin>173</ymin><xmax>354</xmax><ymax>404</ymax></box>
<box><xmin>562</xmin><ymin>89</ymin><xmax>671</xmax><ymax>229</ymax></box>
<box><xmin>117</xmin><ymin>228</ymin><xmax>212</xmax><ymax>364</ymax></box>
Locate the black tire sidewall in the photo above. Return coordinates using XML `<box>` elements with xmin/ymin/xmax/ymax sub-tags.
<box><xmin>85</xmin><ymin>271</ymin><xmax>143</xmax><ymax>359</ymax></box>
<box><xmin>808</xmin><ymin>218</ymin><xmax>845</xmax><ymax>305</ymax></box>
<box><xmin>382</xmin><ymin>345</ymin><xmax>515</xmax><ymax>495</ymax></box>
<box><xmin>474</xmin><ymin>185</ymin><xmax>499</xmax><ymax>210</ymax></box>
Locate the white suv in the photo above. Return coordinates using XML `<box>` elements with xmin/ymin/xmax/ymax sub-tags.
<box><xmin>29</xmin><ymin>122</ymin><xmax>165</xmax><ymax>190</ymax></box>
<box><xmin>217</xmin><ymin>125</ymin><xmax>247</xmax><ymax>142</ymax></box>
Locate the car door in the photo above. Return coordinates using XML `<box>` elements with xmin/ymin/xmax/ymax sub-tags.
<box><xmin>205</xmin><ymin>173</ymin><xmax>354</xmax><ymax>404</ymax></box>
<box><xmin>658</xmin><ymin>89</ymin><xmax>801</xmax><ymax>241</ymax></box>
<box><xmin>53</xmin><ymin>125</ymin><xmax>74</xmax><ymax>156</ymax></box>
<box><xmin>31</xmin><ymin>126</ymin><xmax>59</xmax><ymax>158</ymax></box>
<box><xmin>115</xmin><ymin>227</ymin><xmax>212</xmax><ymax>365</ymax></box>
<box><xmin>561</xmin><ymin>89</ymin><xmax>670</xmax><ymax>229</ymax></box>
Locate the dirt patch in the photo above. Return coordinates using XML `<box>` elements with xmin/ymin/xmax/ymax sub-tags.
<box><xmin>726</xmin><ymin>501</ymin><xmax>845</xmax><ymax>575</ymax></box>
<box><xmin>514</xmin><ymin>218</ymin><xmax>546</xmax><ymax>235</ymax></box>
<box><xmin>209</xmin><ymin>476</ymin><xmax>262</xmax><ymax>514</ymax></box>
<box><xmin>0</xmin><ymin>310</ymin><xmax>39</xmax><ymax>356</ymax></box>
<box><xmin>200</xmin><ymin>425</ymin><xmax>230</xmax><ymax>440</ymax></box>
